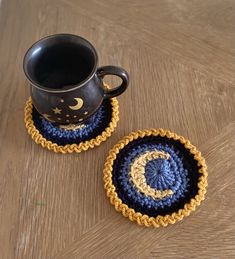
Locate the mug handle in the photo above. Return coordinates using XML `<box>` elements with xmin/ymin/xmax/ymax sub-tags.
<box><xmin>97</xmin><ymin>66</ymin><xmax>129</xmax><ymax>99</ymax></box>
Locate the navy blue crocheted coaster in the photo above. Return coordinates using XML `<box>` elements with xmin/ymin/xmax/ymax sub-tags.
<box><xmin>112</xmin><ymin>136</ymin><xmax>199</xmax><ymax>217</ymax></box>
<box><xmin>33</xmin><ymin>100</ymin><xmax>113</xmax><ymax>146</ymax></box>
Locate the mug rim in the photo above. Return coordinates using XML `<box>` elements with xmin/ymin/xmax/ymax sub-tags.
<box><xmin>23</xmin><ymin>33</ymin><xmax>98</xmax><ymax>93</ymax></box>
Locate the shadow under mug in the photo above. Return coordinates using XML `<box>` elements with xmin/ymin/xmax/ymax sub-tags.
<box><xmin>23</xmin><ymin>34</ymin><xmax>129</xmax><ymax>125</ymax></box>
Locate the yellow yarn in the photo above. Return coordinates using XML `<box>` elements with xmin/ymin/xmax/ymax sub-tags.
<box><xmin>103</xmin><ymin>129</ymin><xmax>208</xmax><ymax>228</ymax></box>
<box><xmin>24</xmin><ymin>94</ymin><xmax>119</xmax><ymax>154</ymax></box>
<box><xmin>130</xmin><ymin>150</ymin><xmax>173</xmax><ymax>199</ymax></box>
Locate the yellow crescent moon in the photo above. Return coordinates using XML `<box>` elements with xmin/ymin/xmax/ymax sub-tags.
<box><xmin>69</xmin><ymin>98</ymin><xmax>83</xmax><ymax>110</ymax></box>
<box><xmin>130</xmin><ymin>150</ymin><xmax>173</xmax><ymax>199</ymax></box>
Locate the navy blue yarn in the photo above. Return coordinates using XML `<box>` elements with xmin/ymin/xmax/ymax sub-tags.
<box><xmin>33</xmin><ymin>100</ymin><xmax>112</xmax><ymax>145</ymax></box>
<box><xmin>112</xmin><ymin>136</ymin><xmax>200</xmax><ymax>217</ymax></box>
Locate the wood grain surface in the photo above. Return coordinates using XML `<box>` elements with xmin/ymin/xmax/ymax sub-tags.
<box><xmin>0</xmin><ymin>0</ymin><xmax>235</xmax><ymax>258</ymax></box>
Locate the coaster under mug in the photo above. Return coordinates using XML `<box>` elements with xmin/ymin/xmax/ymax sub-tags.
<box><xmin>24</xmin><ymin>96</ymin><xmax>119</xmax><ymax>153</ymax></box>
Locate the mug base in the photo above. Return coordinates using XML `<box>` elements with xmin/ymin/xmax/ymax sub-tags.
<box><xmin>24</xmin><ymin>96</ymin><xmax>119</xmax><ymax>153</ymax></box>
<box><xmin>59</xmin><ymin>123</ymin><xmax>86</xmax><ymax>131</ymax></box>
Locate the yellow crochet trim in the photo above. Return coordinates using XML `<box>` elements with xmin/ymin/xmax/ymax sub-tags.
<box><xmin>103</xmin><ymin>129</ymin><xmax>208</xmax><ymax>228</ymax></box>
<box><xmin>24</xmin><ymin>96</ymin><xmax>119</xmax><ymax>154</ymax></box>
<box><xmin>130</xmin><ymin>150</ymin><xmax>173</xmax><ymax>199</ymax></box>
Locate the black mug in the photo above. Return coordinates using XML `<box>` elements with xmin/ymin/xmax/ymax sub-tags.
<box><xmin>23</xmin><ymin>34</ymin><xmax>129</xmax><ymax>125</ymax></box>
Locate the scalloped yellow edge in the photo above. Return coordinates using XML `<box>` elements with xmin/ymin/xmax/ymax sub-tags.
<box><xmin>103</xmin><ymin>129</ymin><xmax>208</xmax><ymax>228</ymax></box>
<box><xmin>24</xmin><ymin>97</ymin><xmax>119</xmax><ymax>154</ymax></box>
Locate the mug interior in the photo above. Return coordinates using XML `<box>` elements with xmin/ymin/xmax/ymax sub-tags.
<box><xmin>24</xmin><ymin>34</ymin><xmax>97</xmax><ymax>90</ymax></box>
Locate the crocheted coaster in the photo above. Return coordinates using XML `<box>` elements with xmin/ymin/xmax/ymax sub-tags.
<box><xmin>103</xmin><ymin>129</ymin><xmax>208</xmax><ymax>228</ymax></box>
<box><xmin>24</xmin><ymin>97</ymin><xmax>119</xmax><ymax>153</ymax></box>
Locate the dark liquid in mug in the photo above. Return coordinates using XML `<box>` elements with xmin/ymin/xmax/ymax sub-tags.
<box><xmin>32</xmin><ymin>43</ymin><xmax>95</xmax><ymax>89</ymax></box>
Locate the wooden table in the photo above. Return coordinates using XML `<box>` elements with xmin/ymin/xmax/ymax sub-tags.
<box><xmin>0</xmin><ymin>0</ymin><xmax>234</xmax><ymax>258</ymax></box>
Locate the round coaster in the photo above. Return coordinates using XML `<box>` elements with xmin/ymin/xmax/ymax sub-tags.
<box><xmin>103</xmin><ymin>129</ymin><xmax>208</xmax><ymax>228</ymax></box>
<box><xmin>24</xmin><ymin>97</ymin><xmax>119</xmax><ymax>153</ymax></box>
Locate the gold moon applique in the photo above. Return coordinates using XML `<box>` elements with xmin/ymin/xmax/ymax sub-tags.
<box><xmin>69</xmin><ymin>98</ymin><xmax>83</xmax><ymax>110</ymax></box>
<box><xmin>130</xmin><ymin>150</ymin><xmax>173</xmax><ymax>199</ymax></box>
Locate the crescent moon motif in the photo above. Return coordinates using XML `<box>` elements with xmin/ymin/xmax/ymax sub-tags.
<box><xmin>130</xmin><ymin>150</ymin><xmax>173</xmax><ymax>199</ymax></box>
<box><xmin>69</xmin><ymin>98</ymin><xmax>83</xmax><ymax>110</ymax></box>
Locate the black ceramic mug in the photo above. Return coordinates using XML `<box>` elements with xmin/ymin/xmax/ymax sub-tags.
<box><xmin>23</xmin><ymin>34</ymin><xmax>129</xmax><ymax>125</ymax></box>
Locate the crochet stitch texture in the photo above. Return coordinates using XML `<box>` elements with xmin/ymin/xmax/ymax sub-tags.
<box><xmin>103</xmin><ymin>129</ymin><xmax>208</xmax><ymax>227</ymax></box>
<box><xmin>24</xmin><ymin>97</ymin><xmax>119</xmax><ymax>153</ymax></box>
